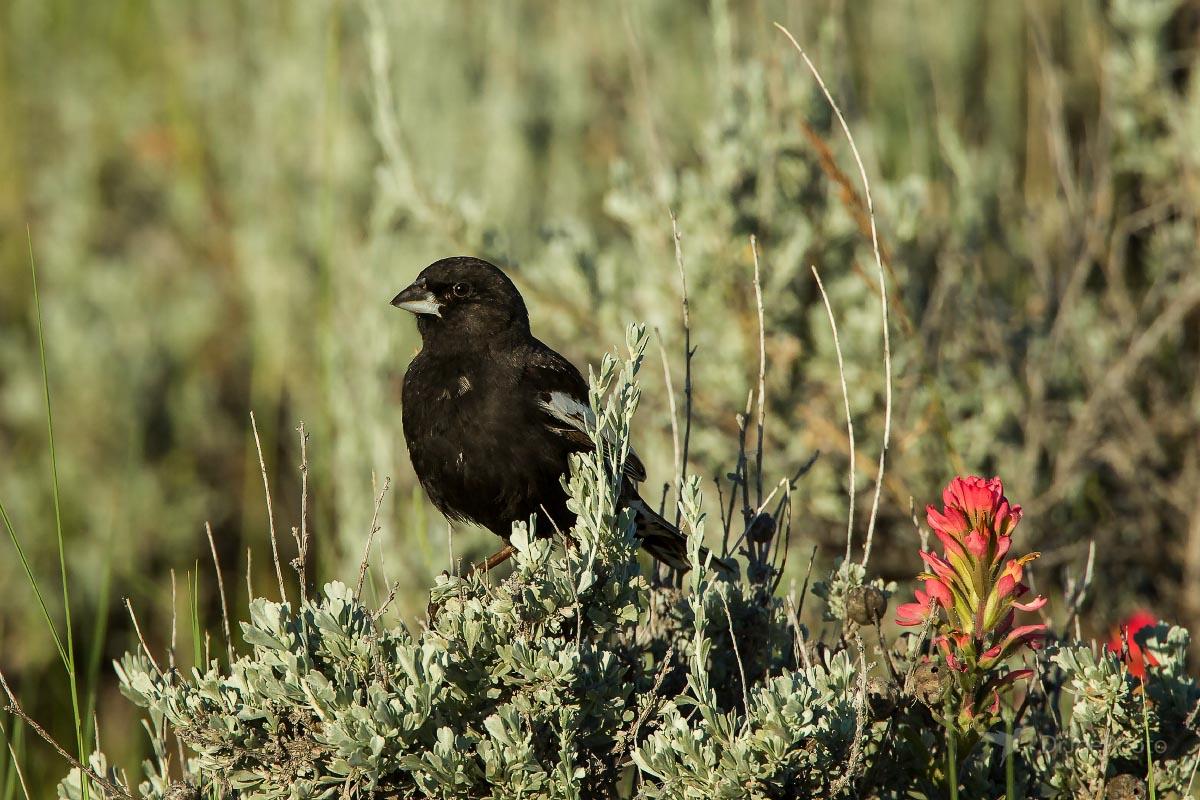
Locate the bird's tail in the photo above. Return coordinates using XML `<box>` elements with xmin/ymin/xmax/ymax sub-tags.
<box><xmin>629</xmin><ymin>498</ymin><xmax>736</xmax><ymax>577</ymax></box>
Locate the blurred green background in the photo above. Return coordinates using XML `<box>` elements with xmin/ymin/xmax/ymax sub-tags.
<box><xmin>1</xmin><ymin>0</ymin><xmax>1198</xmax><ymax>791</ymax></box>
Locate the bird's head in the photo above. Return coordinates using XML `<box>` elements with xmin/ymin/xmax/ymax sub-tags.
<box><xmin>391</xmin><ymin>257</ymin><xmax>530</xmax><ymax>343</ymax></box>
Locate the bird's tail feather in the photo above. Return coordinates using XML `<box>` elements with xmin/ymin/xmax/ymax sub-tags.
<box><xmin>630</xmin><ymin>499</ymin><xmax>736</xmax><ymax>576</ymax></box>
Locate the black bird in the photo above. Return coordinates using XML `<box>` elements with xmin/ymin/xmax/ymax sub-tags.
<box><xmin>391</xmin><ymin>256</ymin><xmax>730</xmax><ymax>575</ymax></box>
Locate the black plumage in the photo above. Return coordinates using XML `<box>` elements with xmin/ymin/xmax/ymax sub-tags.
<box><xmin>392</xmin><ymin>256</ymin><xmax>729</xmax><ymax>575</ymax></box>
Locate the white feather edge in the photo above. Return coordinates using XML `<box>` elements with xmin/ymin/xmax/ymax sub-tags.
<box><xmin>539</xmin><ymin>390</ymin><xmax>643</xmax><ymax>478</ymax></box>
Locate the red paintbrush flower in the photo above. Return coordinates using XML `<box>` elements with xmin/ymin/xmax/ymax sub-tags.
<box><xmin>897</xmin><ymin>476</ymin><xmax>1045</xmax><ymax>728</ymax></box>
<box><xmin>1106</xmin><ymin>610</ymin><xmax>1160</xmax><ymax>680</ymax></box>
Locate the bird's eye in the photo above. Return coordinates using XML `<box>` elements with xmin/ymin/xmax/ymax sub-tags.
<box><xmin>452</xmin><ymin>282</ymin><xmax>471</xmax><ymax>298</ymax></box>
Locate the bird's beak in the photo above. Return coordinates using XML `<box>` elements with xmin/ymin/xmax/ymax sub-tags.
<box><xmin>390</xmin><ymin>282</ymin><xmax>442</xmax><ymax>317</ymax></box>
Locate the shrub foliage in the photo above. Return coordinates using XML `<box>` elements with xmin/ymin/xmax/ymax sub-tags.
<box><xmin>57</xmin><ymin>328</ymin><xmax>1200</xmax><ymax>799</ymax></box>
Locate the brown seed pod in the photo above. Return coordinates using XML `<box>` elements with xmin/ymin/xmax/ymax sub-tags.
<box><xmin>911</xmin><ymin>661</ymin><xmax>950</xmax><ymax>706</ymax></box>
<box><xmin>1105</xmin><ymin>773</ymin><xmax>1147</xmax><ymax>800</ymax></box>
<box><xmin>845</xmin><ymin>585</ymin><xmax>888</xmax><ymax>626</ymax></box>
<box><xmin>746</xmin><ymin>512</ymin><xmax>777</xmax><ymax>543</ymax></box>
<box><xmin>867</xmin><ymin>677</ymin><xmax>899</xmax><ymax>721</ymax></box>
<box><xmin>164</xmin><ymin>782</ymin><xmax>200</xmax><ymax>800</ymax></box>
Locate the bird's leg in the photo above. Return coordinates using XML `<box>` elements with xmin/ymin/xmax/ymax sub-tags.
<box><xmin>461</xmin><ymin>543</ymin><xmax>517</xmax><ymax>579</ymax></box>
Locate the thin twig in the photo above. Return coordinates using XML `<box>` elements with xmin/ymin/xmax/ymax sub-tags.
<box><xmin>812</xmin><ymin>265</ymin><xmax>856</xmax><ymax>563</ymax></box>
<box><xmin>356</xmin><ymin>477</ymin><xmax>392</xmax><ymax>599</ymax></box>
<box><xmin>618</xmin><ymin>645</ymin><xmax>675</xmax><ymax>761</ymax></box>
<box><xmin>874</xmin><ymin>617</ymin><xmax>902</xmax><ymax>686</ymax></box>
<box><xmin>124</xmin><ymin>599</ymin><xmax>162</xmax><ymax>676</ymax></box>
<box><xmin>750</xmin><ymin>236</ymin><xmax>767</xmax><ymax>509</ymax></box>
<box><xmin>370</xmin><ymin>473</ymin><xmax>394</xmax><ymax>593</ymax></box>
<box><xmin>168</xmin><ymin>568</ymin><xmax>178</xmax><ymax>670</ymax></box>
<box><xmin>794</xmin><ymin>544</ymin><xmax>819</xmax><ymax>624</ymax></box>
<box><xmin>295</xmin><ymin>422</ymin><xmax>310</xmax><ymax>604</ymax></box>
<box><xmin>654</xmin><ymin>328</ymin><xmax>682</xmax><ymax>512</ymax></box>
<box><xmin>250</xmin><ymin>411</ymin><xmax>288</xmax><ymax>603</ymax></box>
<box><xmin>1011</xmin><ymin>650</ymin><xmax>1045</xmax><ymax>731</ymax></box>
<box><xmin>205</xmin><ymin>522</ymin><xmax>235</xmax><ymax>665</ymax></box>
<box><xmin>768</xmin><ymin>485</ymin><xmax>793</xmax><ymax>595</ymax></box>
<box><xmin>786</xmin><ymin>590</ymin><xmax>812</xmax><ymax>671</ymax></box>
<box><xmin>1062</xmin><ymin>539</ymin><xmax>1096</xmax><ymax>641</ymax></box>
<box><xmin>830</xmin><ymin>636</ymin><xmax>870</xmax><ymax>795</ymax></box>
<box><xmin>738</xmin><ymin>391</ymin><xmax>754</xmax><ymax>526</ymax></box>
<box><xmin>903</xmin><ymin>609</ymin><xmax>938</xmax><ymax>692</ymax></box>
<box><xmin>776</xmin><ymin>24</ymin><xmax>891</xmax><ymax>568</ymax></box>
<box><xmin>910</xmin><ymin>497</ymin><xmax>929</xmax><ymax>554</ymax></box>
<box><xmin>728</xmin><ymin>476</ymin><xmax>790</xmax><ymax>556</ymax></box>
<box><xmin>0</xmin><ymin>670</ymin><xmax>134</xmax><ymax>800</ymax></box>
<box><xmin>245</xmin><ymin>547</ymin><xmax>254</xmax><ymax>604</ymax></box>
<box><xmin>719</xmin><ymin>590</ymin><xmax>751</xmax><ymax>724</ymax></box>
<box><xmin>373</xmin><ymin>581</ymin><xmax>401</xmax><ymax>621</ymax></box>
<box><xmin>670</xmin><ymin>211</ymin><xmax>694</xmax><ymax>528</ymax></box>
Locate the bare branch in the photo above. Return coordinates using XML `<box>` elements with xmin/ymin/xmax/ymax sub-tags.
<box><xmin>295</xmin><ymin>421</ymin><xmax>310</xmax><ymax>604</ymax></box>
<box><xmin>356</xmin><ymin>477</ymin><xmax>392</xmax><ymax>600</ymax></box>
<box><xmin>0</xmin><ymin>670</ymin><xmax>134</xmax><ymax>800</ymax></box>
<box><xmin>830</xmin><ymin>636</ymin><xmax>870</xmax><ymax>795</ymax></box>
<box><xmin>245</xmin><ymin>546</ymin><xmax>254</xmax><ymax>605</ymax></box>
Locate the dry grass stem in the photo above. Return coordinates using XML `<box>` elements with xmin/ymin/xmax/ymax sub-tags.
<box><xmin>750</xmin><ymin>236</ymin><xmax>767</xmax><ymax>509</ymax></box>
<box><xmin>669</xmin><ymin>211</ymin><xmax>694</xmax><ymax>527</ymax></box>
<box><xmin>811</xmin><ymin>265</ymin><xmax>856</xmax><ymax>563</ymax></box>
<box><xmin>775</xmin><ymin>23</ymin><xmax>892</xmax><ymax>569</ymax></box>
<box><xmin>168</xmin><ymin>568</ymin><xmax>178</xmax><ymax>670</ymax></box>
<box><xmin>719</xmin><ymin>590</ymin><xmax>751</xmax><ymax>725</ymax></box>
<box><xmin>205</xmin><ymin>521</ymin><xmax>235</xmax><ymax>665</ymax></box>
<box><xmin>654</xmin><ymin>328</ymin><xmax>682</xmax><ymax>511</ymax></box>
<box><xmin>124</xmin><ymin>599</ymin><xmax>162</xmax><ymax>676</ymax></box>
<box><xmin>1062</xmin><ymin>539</ymin><xmax>1095</xmax><ymax>641</ymax></box>
<box><xmin>250</xmin><ymin>411</ymin><xmax>288</xmax><ymax>603</ymax></box>
<box><xmin>6</xmin><ymin>742</ymin><xmax>31</xmax><ymax>800</ymax></box>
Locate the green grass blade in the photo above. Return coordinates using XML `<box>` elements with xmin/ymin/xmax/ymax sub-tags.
<box><xmin>28</xmin><ymin>229</ymin><xmax>88</xmax><ymax>794</ymax></box>
<box><xmin>0</xmin><ymin>500</ymin><xmax>68</xmax><ymax>666</ymax></box>
<box><xmin>82</xmin><ymin>523</ymin><xmax>115</xmax><ymax>754</ymax></box>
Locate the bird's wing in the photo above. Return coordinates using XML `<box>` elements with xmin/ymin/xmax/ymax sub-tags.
<box><xmin>524</xmin><ymin>341</ymin><xmax>648</xmax><ymax>484</ymax></box>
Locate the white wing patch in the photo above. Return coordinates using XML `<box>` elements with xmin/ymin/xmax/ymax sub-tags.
<box><xmin>539</xmin><ymin>390</ymin><xmax>646</xmax><ymax>483</ymax></box>
<box><xmin>539</xmin><ymin>390</ymin><xmax>595</xmax><ymax>432</ymax></box>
